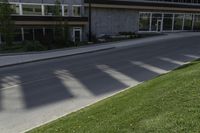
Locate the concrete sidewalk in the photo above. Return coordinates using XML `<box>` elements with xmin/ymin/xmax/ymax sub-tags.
<box><xmin>0</xmin><ymin>32</ymin><xmax>199</xmax><ymax>67</ymax></box>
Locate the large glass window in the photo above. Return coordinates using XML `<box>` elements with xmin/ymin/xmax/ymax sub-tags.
<box><xmin>45</xmin><ymin>29</ymin><xmax>54</xmax><ymax>41</ymax></box>
<box><xmin>163</xmin><ymin>14</ymin><xmax>173</xmax><ymax>31</ymax></box>
<box><xmin>64</xmin><ymin>6</ymin><xmax>68</xmax><ymax>16</ymax></box>
<box><xmin>22</xmin><ymin>5</ymin><xmax>42</xmax><ymax>15</ymax></box>
<box><xmin>174</xmin><ymin>14</ymin><xmax>184</xmax><ymax>30</ymax></box>
<box><xmin>0</xmin><ymin>33</ymin><xmax>2</xmax><ymax>44</ymax></box>
<box><xmin>11</xmin><ymin>4</ymin><xmax>20</xmax><ymax>15</ymax></box>
<box><xmin>24</xmin><ymin>29</ymin><xmax>34</xmax><ymax>40</ymax></box>
<box><xmin>138</xmin><ymin>12</ymin><xmax>199</xmax><ymax>32</ymax></box>
<box><xmin>0</xmin><ymin>34</ymin><xmax>5</xmax><ymax>43</ymax></box>
<box><xmin>139</xmin><ymin>13</ymin><xmax>151</xmax><ymax>31</ymax></box>
<box><xmin>184</xmin><ymin>14</ymin><xmax>193</xmax><ymax>30</ymax></box>
<box><xmin>151</xmin><ymin>13</ymin><xmax>162</xmax><ymax>31</ymax></box>
<box><xmin>73</xmin><ymin>6</ymin><xmax>81</xmax><ymax>17</ymax></box>
<box><xmin>44</xmin><ymin>5</ymin><xmax>54</xmax><ymax>16</ymax></box>
<box><xmin>34</xmin><ymin>29</ymin><xmax>44</xmax><ymax>41</ymax></box>
<box><xmin>193</xmin><ymin>15</ymin><xmax>200</xmax><ymax>31</ymax></box>
<box><xmin>14</xmin><ymin>28</ymin><xmax>22</xmax><ymax>42</ymax></box>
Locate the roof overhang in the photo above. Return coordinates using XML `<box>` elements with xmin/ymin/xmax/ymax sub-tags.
<box><xmin>11</xmin><ymin>16</ymin><xmax>88</xmax><ymax>26</ymax></box>
<box><xmin>84</xmin><ymin>0</ymin><xmax>200</xmax><ymax>13</ymax></box>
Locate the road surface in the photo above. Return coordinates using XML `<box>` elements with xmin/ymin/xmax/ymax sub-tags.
<box><xmin>0</xmin><ymin>35</ymin><xmax>200</xmax><ymax>133</ymax></box>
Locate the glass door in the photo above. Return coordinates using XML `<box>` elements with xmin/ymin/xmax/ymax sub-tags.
<box><xmin>151</xmin><ymin>13</ymin><xmax>162</xmax><ymax>32</ymax></box>
<box><xmin>157</xmin><ymin>20</ymin><xmax>162</xmax><ymax>32</ymax></box>
<box><xmin>73</xmin><ymin>27</ymin><xmax>82</xmax><ymax>42</ymax></box>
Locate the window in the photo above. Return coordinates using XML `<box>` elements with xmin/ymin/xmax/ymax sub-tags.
<box><xmin>11</xmin><ymin>4</ymin><xmax>20</xmax><ymax>15</ymax></box>
<box><xmin>139</xmin><ymin>13</ymin><xmax>151</xmax><ymax>31</ymax></box>
<box><xmin>45</xmin><ymin>29</ymin><xmax>54</xmax><ymax>42</ymax></box>
<box><xmin>44</xmin><ymin>5</ymin><xmax>54</xmax><ymax>16</ymax></box>
<box><xmin>73</xmin><ymin>6</ymin><xmax>81</xmax><ymax>17</ymax></box>
<box><xmin>184</xmin><ymin>14</ymin><xmax>193</xmax><ymax>30</ymax></box>
<box><xmin>151</xmin><ymin>13</ymin><xmax>162</xmax><ymax>31</ymax></box>
<box><xmin>14</xmin><ymin>28</ymin><xmax>22</xmax><ymax>42</ymax></box>
<box><xmin>22</xmin><ymin>5</ymin><xmax>42</xmax><ymax>15</ymax></box>
<box><xmin>53</xmin><ymin>5</ymin><xmax>62</xmax><ymax>16</ymax></box>
<box><xmin>34</xmin><ymin>29</ymin><xmax>44</xmax><ymax>41</ymax></box>
<box><xmin>64</xmin><ymin>6</ymin><xmax>68</xmax><ymax>16</ymax></box>
<box><xmin>24</xmin><ymin>28</ymin><xmax>34</xmax><ymax>40</ymax></box>
<box><xmin>174</xmin><ymin>14</ymin><xmax>184</xmax><ymax>30</ymax></box>
<box><xmin>163</xmin><ymin>14</ymin><xmax>173</xmax><ymax>31</ymax></box>
<box><xmin>0</xmin><ymin>33</ymin><xmax>3</xmax><ymax>44</ymax></box>
<box><xmin>193</xmin><ymin>15</ymin><xmax>200</xmax><ymax>31</ymax></box>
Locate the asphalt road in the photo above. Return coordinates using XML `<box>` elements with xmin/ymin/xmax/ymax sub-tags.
<box><xmin>0</xmin><ymin>35</ymin><xmax>200</xmax><ymax>133</ymax></box>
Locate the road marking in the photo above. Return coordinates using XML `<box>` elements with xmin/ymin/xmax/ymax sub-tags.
<box><xmin>131</xmin><ymin>61</ymin><xmax>169</xmax><ymax>74</ymax></box>
<box><xmin>97</xmin><ymin>65</ymin><xmax>139</xmax><ymax>86</ymax></box>
<box><xmin>1</xmin><ymin>75</ymin><xmax>25</xmax><ymax>110</ymax></box>
<box><xmin>55</xmin><ymin>70</ymin><xmax>94</xmax><ymax>98</ymax></box>
<box><xmin>0</xmin><ymin>76</ymin><xmax>55</xmax><ymax>91</ymax></box>
<box><xmin>158</xmin><ymin>57</ymin><xmax>187</xmax><ymax>65</ymax></box>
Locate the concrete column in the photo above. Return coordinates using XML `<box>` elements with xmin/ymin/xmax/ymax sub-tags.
<box><xmin>19</xmin><ymin>3</ymin><xmax>23</xmax><ymax>15</ymax></box>
<box><xmin>33</xmin><ymin>29</ymin><xmax>35</xmax><ymax>41</ymax></box>
<box><xmin>172</xmin><ymin>13</ymin><xmax>175</xmax><ymax>31</ymax></box>
<box><xmin>21</xmin><ymin>28</ymin><xmax>24</xmax><ymax>41</ymax></box>
<box><xmin>43</xmin><ymin>28</ymin><xmax>46</xmax><ymax>36</ymax></box>
<box><xmin>62</xmin><ymin>5</ymin><xmax>65</xmax><ymax>16</ymax></box>
<box><xmin>192</xmin><ymin>14</ymin><xmax>195</xmax><ymax>31</ymax></box>
<box><xmin>81</xmin><ymin>5</ymin><xmax>84</xmax><ymax>16</ymax></box>
<box><xmin>182</xmin><ymin>14</ymin><xmax>185</xmax><ymax>31</ymax></box>
<box><xmin>41</xmin><ymin>4</ymin><xmax>45</xmax><ymax>16</ymax></box>
<box><xmin>161</xmin><ymin>13</ymin><xmax>164</xmax><ymax>32</ymax></box>
<box><xmin>149</xmin><ymin>13</ymin><xmax>152</xmax><ymax>31</ymax></box>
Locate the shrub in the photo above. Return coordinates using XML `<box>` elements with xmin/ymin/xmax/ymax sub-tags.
<box><xmin>0</xmin><ymin>43</ymin><xmax>24</xmax><ymax>53</ymax></box>
<box><xmin>119</xmin><ymin>32</ymin><xmax>136</xmax><ymax>36</ymax></box>
<box><xmin>40</xmin><ymin>35</ymin><xmax>54</xmax><ymax>50</ymax></box>
<box><xmin>0</xmin><ymin>0</ymin><xmax>15</xmax><ymax>46</ymax></box>
<box><xmin>65</xmin><ymin>41</ymin><xmax>76</xmax><ymax>47</ymax></box>
<box><xmin>53</xmin><ymin>37</ymin><xmax>67</xmax><ymax>48</ymax></box>
<box><xmin>1</xmin><ymin>44</ymin><xmax>22</xmax><ymax>51</ymax></box>
<box><xmin>23</xmin><ymin>41</ymin><xmax>47</xmax><ymax>52</ymax></box>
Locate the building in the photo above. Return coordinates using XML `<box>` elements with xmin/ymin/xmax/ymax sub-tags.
<box><xmin>87</xmin><ymin>0</ymin><xmax>200</xmax><ymax>35</ymax></box>
<box><xmin>1</xmin><ymin>0</ymin><xmax>88</xmax><ymax>44</ymax></box>
<box><xmin>0</xmin><ymin>0</ymin><xmax>200</xmax><ymax>44</ymax></box>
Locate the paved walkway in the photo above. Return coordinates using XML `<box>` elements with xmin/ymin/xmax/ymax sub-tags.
<box><xmin>0</xmin><ymin>32</ymin><xmax>199</xmax><ymax>67</ymax></box>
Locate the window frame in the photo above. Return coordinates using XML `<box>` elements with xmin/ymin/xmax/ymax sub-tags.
<box><xmin>72</xmin><ymin>5</ymin><xmax>82</xmax><ymax>17</ymax></box>
<box><xmin>21</xmin><ymin>3</ymin><xmax>43</xmax><ymax>16</ymax></box>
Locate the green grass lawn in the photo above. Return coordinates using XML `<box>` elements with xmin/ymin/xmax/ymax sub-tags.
<box><xmin>28</xmin><ymin>60</ymin><xmax>200</xmax><ymax>133</ymax></box>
